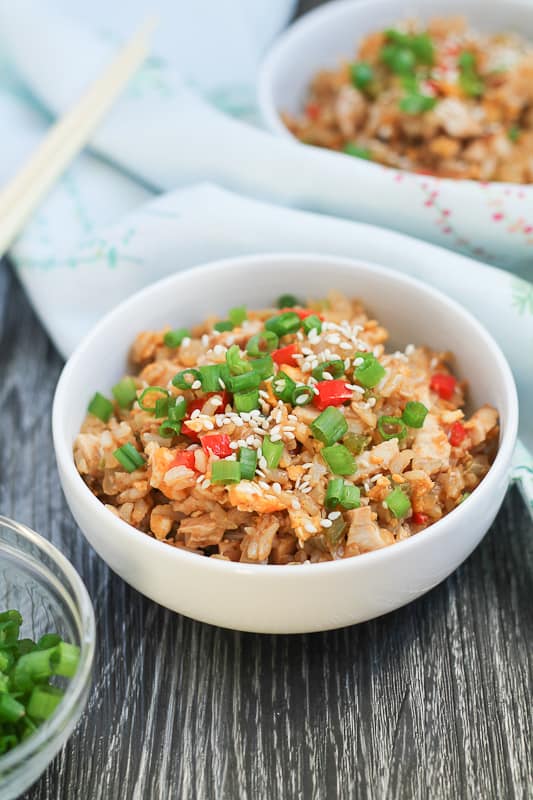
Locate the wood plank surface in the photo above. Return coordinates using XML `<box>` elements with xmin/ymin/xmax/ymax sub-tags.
<box><xmin>1</xmin><ymin>2</ymin><xmax>532</xmax><ymax>797</ymax></box>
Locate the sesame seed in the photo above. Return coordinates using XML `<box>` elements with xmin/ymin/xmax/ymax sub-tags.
<box><xmin>259</xmin><ymin>481</ymin><xmax>270</xmax><ymax>490</ymax></box>
<box><xmin>272</xmin><ymin>482</ymin><xmax>282</xmax><ymax>494</ymax></box>
<box><xmin>301</xmin><ymin>485</ymin><xmax>313</xmax><ymax>494</ymax></box>
<box><xmin>201</xmin><ymin>335</ymin><xmax>209</xmax><ymax>346</ymax></box>
<box><xmin>328</xmin><ymin>511</ymin><xmax>341</xmax><ymax>520</ymax></box>
<box><xmin>320</xmin><ymin>519</ymin><xmax>333</xmax><ymax>528</ymax></box>
<box><xmin>270</xmin><ymin>433</ymin><xmax>282</xmax><ymax>442</ymax></box>
<box><xmin>203</xmin><ymin>420</ymin><xmax>214</xmax><ymax>430</ymax></box>
<box><xmin>181</xmin><ymin>337</ymin><xmax>191</xmax><ymax>347</ymax></box>
<box><xmin>202</xmin><ymin>479</ymin><xmax>211</xmax><ymax>489</ymax></box>
<box><xmin>191</xmin><ymin>409</ymin><xmax>201</xmax><ymax>419</ymax></box>
<box><xmin>191</xmin><ymin>380</ymin><xmax>201</xmax><ymax>390</ymax></box>
<box><xmin>229</xmin><ymin>441</ymin><xmax>239</xmax><ymax>450</ymax></box>
<box><xmin>304</xmin><ymin>521</ymin><xmax>317</xmax><ymax>533</ymax></box>
<box><xmin>291</xmin><ymin>499</ymin><xmax>301</xmax><ymax>510</ymax></box>
<box><xmin>340</xmin><ymin>342</ymin><xmax>352</xmax><ymax>350</ymax></box>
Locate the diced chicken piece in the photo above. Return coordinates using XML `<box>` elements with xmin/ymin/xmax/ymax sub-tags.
<box><xmin>433</xmin><ymin>99</ymin><xmax>483</xmax><ymax>138</ymax></box>
<box><xmin>179</xmin><ymin>515</ymin><xmax>225</xmax><ymax>548</ymax></box>
<box><xmin>335</xmin><ymin>85</ymin><xmax>367</xmax><ymax>137</ymax></box>
<box><xmin>150</xmin><ymin>504</ymin><xmax>180</xmax><ymax>540</ymax></box>
<box><xmin>130</xmin><ymin>330</ymin><xmax>164</xmax><ymax>364</ymax></box>
<box><xmin>287</xmin><ymin>504</ymin><xmax>322</xmax><ymax>544</ymax></box>
<box><xmin>412</xmin><ymin>414</ymin><xmax>451</xmax><ymax>475</ymax></box>
<box><xmin>463</xmin><ymin>404</ymin><xmax>498</xmax><ymax>447</ymax></box>
<box><xmin>344</xmin><ymin>506</ymin><xmax>395</xmax><ymax>557</ymax></box>
<box><xmin>402</xmin><ymin>470</ymin><xmax>434</xmax><ymax>501</ymax></box>
<box><xmin>73</xmin><ymin>433</ymin><xmax>102</xmax><ymax>475</ymax></box>
<box><xmin>240</xmin><ymin>514</ymin><xmax>281</xmax><ymax>562</ymax></box>
<box><xmin>355</xmin><ymin>439</ymin><xmax>400</xmax><ymax>481</ymax></box>
<box><xmin>227</xmin><ymin>481</ymin><xmax>286</xmax><ymax>514</ymax></box>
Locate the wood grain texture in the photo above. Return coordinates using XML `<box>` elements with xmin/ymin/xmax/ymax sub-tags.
<box><xmin>2</xmin><ymin>4</ymin><xmax>533</xmax><ymax>797</ymax></box>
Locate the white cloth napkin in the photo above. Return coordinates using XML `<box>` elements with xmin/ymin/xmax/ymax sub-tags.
<box><xmin>0</xmin><ymin>0</ymin><xmax>531</xmax><ymax>509</ymax></box>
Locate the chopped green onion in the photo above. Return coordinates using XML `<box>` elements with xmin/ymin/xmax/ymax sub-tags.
<box><xmin>211</xmin><ymin>461</ymin><xmax>241</xmax><ymax>485</ymax></box>
<box><xmin>226</xmin><ymin>344</ymin><xmax>252</xmax><ymax>375</ymax></box>
<box><xmin>249</xmin><ymin>355</ymin><xmax>274</xmax><ymax>380</ymax></box>
<box><xmin>154</xmin><ymin>397</ymin><xmax>169</xmax><ymax>418</ymax></box>
<box><xmin>273</xmin><ymin>371</ymin><xmax>296</xmax><ymax>403</ymax></box>
<box><xmin>26</xmin><ymin>685</ymin><xmax>63</xmax><ymax>720</ymax></box>
<box><xmin>325</xmin><ymin>477</ymin><xmax>345</xmax><ymax>509</ymax></box>
<box><xmin>402</xmin><ymin>401</ymin><xmax>428</xmax><ymax>428</ymax></box>
<box><xmin>341</xmin><ymin>483</ymin><xmax>360</xmax><ymax>510</ymax></box>
<box><xmin>159</xmin><ymin>420</ymin><xmax>182</xmax><ymax>438</ymax></box>
<box><xmin>87</xmin><ymin>392</ymin><xmax>113</xmax><ymax>423</ymax></box>
<box><xmin>234</xmin><ymin>389</ymin><xmax>260</xmax><ymax>412</ymax></box>
<box><xmin>262</xmin><ymin>436</ymin><xmax>283</xmax><ymax>469</ymax></box>
<box><xmin>164</xmin><ymin>328</ymin><xmax>190</xmax><ymax>348</ymax></box>
<box><xmin>265</xmin><ymin>311</ymin><xmax>301</xmax><ymax>338</ymax></box>
<box><xmin>0</xmin><ymin>693</ymin><xmax>25</xmax><ymax>723</ymax></box>
<box><xmin>302</xmin><ymin>315</ymin><xmax>323</xmax><ymax>335</ymax></box>
<box><xmin>326</xmin><ymin>517</ymin><xmax>348</xmax><ymax>549</ymax></box>
<box><xmin>321</xmin><ymin>444</ymin><xmax>356</xmax><ymax>476</ymax></box>
<box><xmin>350</xmin><ymin>61</ymin><xmax>374</xmax><ymax>90</ymax></box>
<box><xmin>214</xmin><ymin>320</ymin><xmax>234</xmax><ymax>332</ymax></box>
<box><xmin>292</xmin><ymin>384</ymin><xmax>314</xmax><ymax>406</ymax></box>
<box><xmin>0</xmin><ymin>610</ymin><xmax>23</xmax><ymax>625</ymax></box>
<box><xmin>386</xmin><ymin>487</ymin><xmax>411</xmax><ymax>518</ymax></box>
<box><xmin>137</xmin><ymin>386</ymin><xmax>169</xmax><ymax>413</ymax></box>
<box><xmin>225</xmin><ymin>370</ymin><xmax>261</xmax><ymax>394</ymax></box>
<box><xmin>410</xmin><ymin>33</ymin><xmax>435</xmax><ymax>65</ymax></box>
<box><xmin>310</xmin><ymin>406</ymin><xmax>348</xmax><ymax>446</ymax></box>
<box><xmin>381</xmin><ymin>44</ymin><xmax>416</xmax><ymax>74</ymax></box>
<box><xmin>458</xmin><ymin>50</ymin><xmax>484</xmax><ymax>97</ymax></box>
<box><xmin>312</xmin><ymin>359</ymin><xmax>345</xmax><ymax>381</ymax></box>
<box><xmin>354</xmin><ymin>352</ymin><xmax>386</xmax><ymax>388</ymax></box>
<box><xmin>113</xmin><ymin>443</ymin><xmax>145</xmax><ymax>473</ymax></box>
<box><xmin>36</xmin><ymin>633</ymin><xmax>61</xmax><ymax>650</ymax></box>
<box><xmin>13</xmin><ymin>647</ymin><xmax>58</xmax><ymax>690</ymax></box>
<box><xmin>53</xmin><ymin>642</ymin><xmax>80</xmax><ymax>678</ymax></box>
<box><xmin>377</xmin><ymin>415</ymin><xmax>407</xmax><ymax>441</ymax></box>
<box><xmin>199</xmin><ymin>364</ymin><xmax>223</xmax><ymax>392</ymax></box>
<box><xmin>168</xmin><ymin>396</ymin><xmax>187</xmax><ymax>422</ymax></box>
<box><xmin>277</xmin><ymin>293</ymin><xmax>302</xmax><ymax>309</ymax></box>
<box><xmin>343</xmin><ymin>143</ymin><xmax>372</xmax><ymax>160</ymax></box>
<box><xmin>172</xmin><ymin>368</ymin><xmax>202</xmax><ymax>389</ymax></box>
<box><xmin>399</xmin><ymin>93</ymin><xmax>437</xmax><ymax>114</ymax></box>
<box><xmin>112</xmin><ymin>377</ymin><xmax>137</xmax><ymax>409</ymax></box>
<box><xmin>458</xmin><ymin>491</ymin><xmax>471</xmax><ymax>504</ymax></box>
<box><xmin>239</xmin><ymin>447</ymin><xmax>258</xmax><ymax>480</ymax></box>
<box><xmin>228</xmin><ymin>305</ymin><xmax>247</xmax><ymax>326</ymax></box>
<box><xmin>246</xmin><ymin>331</ymin><xmax>279</xmax><ymax>356</ymax></box>
<box><xmin>508</xmin><ymin>125</ymin><xmax>520</xmax><ymax>143</ymax></box>
<box><xmin>343</xmin><ymin>433</ymin><xmax>371</xmax><ymax>455</ymax></box>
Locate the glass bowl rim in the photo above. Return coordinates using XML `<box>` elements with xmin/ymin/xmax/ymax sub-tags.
<box><xmin>0</xmin><ymin>515</ymin><xmax>95</xmax><ymax>774</ymax></box>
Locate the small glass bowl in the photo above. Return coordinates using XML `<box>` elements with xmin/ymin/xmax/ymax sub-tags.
<box><xmin>0</xmin><ymin>516</ymin><xmax>95</xmax><ymax>800</ymax></box>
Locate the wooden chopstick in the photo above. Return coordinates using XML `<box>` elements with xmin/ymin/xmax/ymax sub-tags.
<box><xmin>0</xmin><ymin>16</ymin><xmax>156</xmax><ymax>257</ymax></box>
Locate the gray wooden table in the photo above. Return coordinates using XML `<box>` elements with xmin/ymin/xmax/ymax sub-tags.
<box><xmin>1</xmin><ymin>1</ymin><xmax>532</xmax><ymax>796</ymax></box>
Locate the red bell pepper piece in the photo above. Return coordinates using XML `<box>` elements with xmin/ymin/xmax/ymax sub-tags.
<box><xmin>313</xmin><ymin>379</ymin><xmax>353</xmax><ymax>411</ymax></box>
<box><xmin>169</xmin><ymin>451</ymin><xmax>196</xmax><ymax>470</ymax></box>
<box><xmin>305</xmin><ymin>102</ymin><xmax>321</xmax><ymax>121</ymax></box>
<box><xmin>272</xmin><ymin>343</ymin><xmax>299</xmax><ymax>366</ymax></box>
<box><xmin>201</xmin><ymin>433</ymin><xmax>233</xmax><ymax>458</ymax></box>
<box><xmin>430</xmin><ymin>373</ymin><xmax>457</xmax><ymax>400</ymax></box>
<box><xmin>412</xmin><ymin>511</ymin><xmax>429</xmax><ymax>526</ymax></box>
<box><xmin>449</xmin><ymin>421</ymin><xmax>467</xmax><ymax>447</ymax></box>
<box><xmin>279</xmin><ymin>308</ymin><xmax>325</xmax><ymax>321</ymax></box>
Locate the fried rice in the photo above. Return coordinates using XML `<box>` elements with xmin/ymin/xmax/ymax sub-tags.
<box><xmin>283</xmin><ymin>16</ymin><xmax>533</xmax><ymax>183</ymax></box>
<box><xmin>74</xmin><ymin>291</ymin><xmax>499</xmax><ymax>565</ymax></box>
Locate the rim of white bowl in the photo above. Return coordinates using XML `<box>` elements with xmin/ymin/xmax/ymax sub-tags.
<box><xmin>53</xmin><ymin>252</ymin><xmax>519</xmax><ymax>578</ymax></box>
<box><xmin>0</xmin><ymin>515</ymin><xmax>95</xmax><ymax>773</ymax></box>
<box><xmin>258</xmin><ymin>0</ymin><xmax>533</xmax><ymax>192</ymax></box>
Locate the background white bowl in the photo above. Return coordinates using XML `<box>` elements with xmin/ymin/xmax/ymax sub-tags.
<box><xmin>258</xmin><ymin>0</ymin><xmax>533</xmax><ymax>273</ymax></box>
<box><xmin>53</xmin><ymin>254</ymin><xmax>518</xmax><ymax>634</ymax></box>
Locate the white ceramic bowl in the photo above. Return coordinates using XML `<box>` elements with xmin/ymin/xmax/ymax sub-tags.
<box><xmin>258</xmin><ymin>0</ymin><xmax>533</xmax><ymax>271</ymax></box>
<box><xmin>52</xmin><ymin>254</ymin><xmax>518</xmax><ymax>634</ymax></box>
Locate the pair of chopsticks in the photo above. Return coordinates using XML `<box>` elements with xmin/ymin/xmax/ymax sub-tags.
<box><xmin>0</xmin><ymin>17</ymin><xmax>156</xmax><ymax>258</ymax></box>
